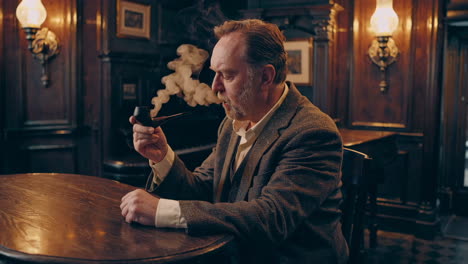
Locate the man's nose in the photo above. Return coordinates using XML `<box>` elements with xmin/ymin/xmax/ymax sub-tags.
<box><xmin>212</xmin><ymin>74</ymin><xmax>223</xmax><ymax>93</ymax></box>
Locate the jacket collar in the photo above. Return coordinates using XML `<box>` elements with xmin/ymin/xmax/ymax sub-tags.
<box><xmin>216</xmin><ymin>82</ymin><xmax>303</xmax><ymax>202</ymax></box>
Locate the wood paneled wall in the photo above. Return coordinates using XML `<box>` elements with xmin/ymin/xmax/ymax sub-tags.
<box><xmin>349</xmin><ymin>0</ymin><xmax>441</xmax><ymax>131</ymax></box>
<box><xmin>94</xmin><ymin>0</ymin><xmax>160</xmax><ymax>177</ymax></box>
<box><xmin>350</xmin><ymin>2</ymin><xmax>408</xmax><ymax>128</ymax></box>
<box><xmin>0</xmin><ymin>0</ymin><xmax>163</xmax><ymax>177</ymax></box>
<box><xmin>2</xmin><ymin>0</ymin><xmax>81</xmax><ymax>174</ymax></box>
<box><xmin>346</xmin><ymin>0</ymin><xmax>444</xmax><ymax>237</ymax></box>
<box><xmin>5</xmin><ymin>0</ymin><xmax>78</xmax><ymax>128</ymax></box>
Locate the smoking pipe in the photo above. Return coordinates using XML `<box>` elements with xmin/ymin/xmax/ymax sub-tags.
<box><xmin>133</xmin><ymin>106</ymin><xmax>190</xmax><ymax>128</ymax></box>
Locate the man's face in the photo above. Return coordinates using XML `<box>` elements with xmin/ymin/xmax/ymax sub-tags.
<box><xmin>210</xmin><ymin>33</ymin><xmax>261</xmax><ymax>121</ymax></box>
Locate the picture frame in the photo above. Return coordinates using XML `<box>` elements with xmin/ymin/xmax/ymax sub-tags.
<box><xmin>122</xmin><ymin>83</ymin><xmax>137</xmax><ymax>100</ymax></box>
<box><xmin>117</xmin><ymin>0</ymin><xmax>151</xmax><ymax>39</ymax></box>
<box><xmin>284</xmin><ymin>39</ymin><xmax>313</xmax><ymax>85</ymax></box>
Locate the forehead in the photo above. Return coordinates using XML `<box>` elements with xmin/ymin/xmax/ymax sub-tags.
<box><xmin>210</xmin><ymin>33</ymin><xmax>248</xmax><ymax>70</ymax></box>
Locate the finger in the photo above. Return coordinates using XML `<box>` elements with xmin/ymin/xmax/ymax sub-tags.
<box><xmin>120</xmin><ymin>197</ymin><xmax>128</xmax><ymax>211</ymax></box>
<box><xmin>134</xmin><ymin>135</ymin><xmax>162</xmax><ymax>148</ymax></box>
<box><xmin>134</xmin><ymin>139</ymin><xmax>161</xmax><ymax>150</ymax></box>
<box><xmin>133</xmin><ymin>123</ymin><xmax>154</xmax><ymax>134</ymax></box>
<box><xmin>129</xmin><ymin>116</ymin><xmax>137</xmax><ymax>124</ymax></box>
<box><xmin>121</xmin><ymin>203</ymin><xmax>128</xmax><ymax>217</ymax></box>
<box><xmin>124</xmin><ymin>203</ymin><xmax>135</xmax><ymax>223</ymax></box>
<box><xmin>134</xmin><ymin>133</ymin><xmax>158</xmax><ymax>141</ymax></box>
<box><xmin>125</xmin><ymin>211</ymin><xmax>134</xmax><ymax>223</ymax></box>
<box><xmin>120</xmin><ymin>195</ymin><xmax>131</xmax><ymax>216</ymax></box>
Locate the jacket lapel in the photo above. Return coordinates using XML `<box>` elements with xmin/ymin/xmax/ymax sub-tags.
<box><xmin>233</xmin><ymin>128</ymin><xmax>280</xmax><ymax>202</ymax></box>
<box><xmin>234</xmin><ymin>82</ymin><xmax>302</xmax><ymax>202</ymax></box>
<box><xmin>214</xmin><ymin>132</ymin><xmax>240</xmax><ymax>202</ymax></box>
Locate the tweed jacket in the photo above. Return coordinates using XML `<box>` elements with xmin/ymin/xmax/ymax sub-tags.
<box><xmin>147</xmin><ymin>82</ymin><xmax>348</xmax><ymax>263</ymax></box>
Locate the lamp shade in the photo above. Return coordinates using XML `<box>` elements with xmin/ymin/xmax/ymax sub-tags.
<box><xmin>370</xmin><ymin>0</ymin><xmax>399</xmax><ymax>36</ymax></box>
<box><xmin>16</xmin><ymin>0</ymin><xmax>47</xmax><ymax>28</ymax></box>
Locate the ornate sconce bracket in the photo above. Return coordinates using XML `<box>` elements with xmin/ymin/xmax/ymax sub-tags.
<box><xmin>25</xmin><ymin>28</ymin><xmax>60</xmax><ymax>87</ymax></box>
<box><xmin>368</xmin><ymin>36</ymin><xmax>399</xmax><ymax>93</ymax></box>
<box><xmin>16</xmin><ymin>0</ymin><xmax>60</xmax><ymax>87</ymax></box>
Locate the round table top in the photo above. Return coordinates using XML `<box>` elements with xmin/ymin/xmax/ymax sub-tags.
<box><xmin>0</xmin><ymin>173</ymin><xmax>232</xmax><ymax>263</ymax></box>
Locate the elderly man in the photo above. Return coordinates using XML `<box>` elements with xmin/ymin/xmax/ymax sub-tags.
<box><xmin>120</xmin><ymin>19</ymin><xmax>348</xmax><ymax>263</ymax></box>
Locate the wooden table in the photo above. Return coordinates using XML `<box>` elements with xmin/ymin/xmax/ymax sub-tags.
<box><xmin>0</xmin><ymin>173</ymin><xmax>233</xmax><ymax>264</ymax></box>
<box><xmin>339</xmin><ymin>128</ymin><xmax>399</xmax><ymax>179</ymax></box>
<box><xmin>339</xmin><ymin>128</ymin><xmax>397</xmax><ymax>149</ymax></box>
<box><xmin>339</xmin><ymin>128</ymin><xmax>399</xmax><ymax>248</ymax></box>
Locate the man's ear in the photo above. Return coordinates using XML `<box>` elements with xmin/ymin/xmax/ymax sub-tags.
<box><xmin>261</xmin><ymin>64</ymin><xmax>276</xmax><ymax>87</ymax></box>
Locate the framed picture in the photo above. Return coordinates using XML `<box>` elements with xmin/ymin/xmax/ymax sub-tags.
<box><xmin>284</xmin><ymin>39</ymin><xmax>313</xmax><ymax>85</ymax></box>
<box><xmin>117</xmin><ymin>0</ymin><xmax>151</xmax><ymax>39</ymax></box>
<box><xmin>122</xmin><ymin>83</ymin><xmax>137</xmax><ymax>100</ymax></box>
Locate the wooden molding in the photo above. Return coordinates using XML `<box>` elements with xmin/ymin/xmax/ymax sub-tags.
<box><xmin>351</xmin><ymin>122</ymin><xmax>406</xmax><ymax>129</ymax></box>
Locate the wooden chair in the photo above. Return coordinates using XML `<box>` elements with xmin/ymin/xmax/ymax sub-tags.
<box><xmin>341</xmin><ymin>148</ymin><xmax>372</xmax><ymax>264</ymax></box>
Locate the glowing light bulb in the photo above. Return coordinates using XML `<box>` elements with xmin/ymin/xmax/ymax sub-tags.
<box><xmin>370</xmin><ymin>0</ymin><xmax>399</xmax><ymax>36</ymax></box>
<box><xmin>16</xmin><ymin>0</ymin><xmax>47</xmax><ymax>28</ymax></box>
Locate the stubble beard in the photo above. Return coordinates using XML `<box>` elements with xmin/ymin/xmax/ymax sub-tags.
<box><xmin>221</xmin><ymin>69</ymin><xmax>257</xmax><ymax>121</ymax></box>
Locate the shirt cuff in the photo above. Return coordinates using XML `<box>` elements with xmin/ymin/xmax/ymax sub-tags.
<box><xmin>149</xmin><ymin>145</ymin><xmax>175</xmax><ymax>185</ymax></box>
<box><xmin>155</xmin><ymin>198</ymin><xmax>188</xmax><ymax>229</ymax></box>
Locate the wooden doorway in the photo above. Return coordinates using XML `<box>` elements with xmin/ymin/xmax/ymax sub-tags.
<box><xmin>440</xmin><ymin>25</ymin><xmax>468</xmax><ymax>216</ymax></box>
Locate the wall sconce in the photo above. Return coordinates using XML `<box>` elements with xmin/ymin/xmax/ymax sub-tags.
<box><xmin>16</xmin><ymin>0</ymin><xmax>60</xmax><ymax>87</ymax></box>
<box><xmin>368</xmin><ymin>0</ymin><xmax>399</xmax><ymax>93</ymax></box>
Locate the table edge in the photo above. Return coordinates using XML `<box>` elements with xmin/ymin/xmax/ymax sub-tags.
<box><xmin>0</xmin><ymin>234</ymin><xmax>234</xmax><ymax>264</ymax></box>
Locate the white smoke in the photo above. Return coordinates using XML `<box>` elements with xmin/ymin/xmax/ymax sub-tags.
<box><xmin>150</xmin><ymin>44</ymin><xmax>222</xmax><ymax>117</ymax></box>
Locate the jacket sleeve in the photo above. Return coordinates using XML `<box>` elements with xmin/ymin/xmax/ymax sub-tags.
<box><xmin>149</xmin><ymin>117</ymin><xmax>230</xmax><ymax>202</ymax></box>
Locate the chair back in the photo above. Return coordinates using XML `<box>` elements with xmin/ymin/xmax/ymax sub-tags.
<box><xmin>341</xmin><ymin>148</ymin><xmax>371</xmax><ymax>264</ymax></box>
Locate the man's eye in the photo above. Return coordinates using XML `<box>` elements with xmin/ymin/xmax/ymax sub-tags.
<box><xmin>224</xmin><ymin>75</ymin><xmax>234</xmax><ymax>81</ymax></box>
